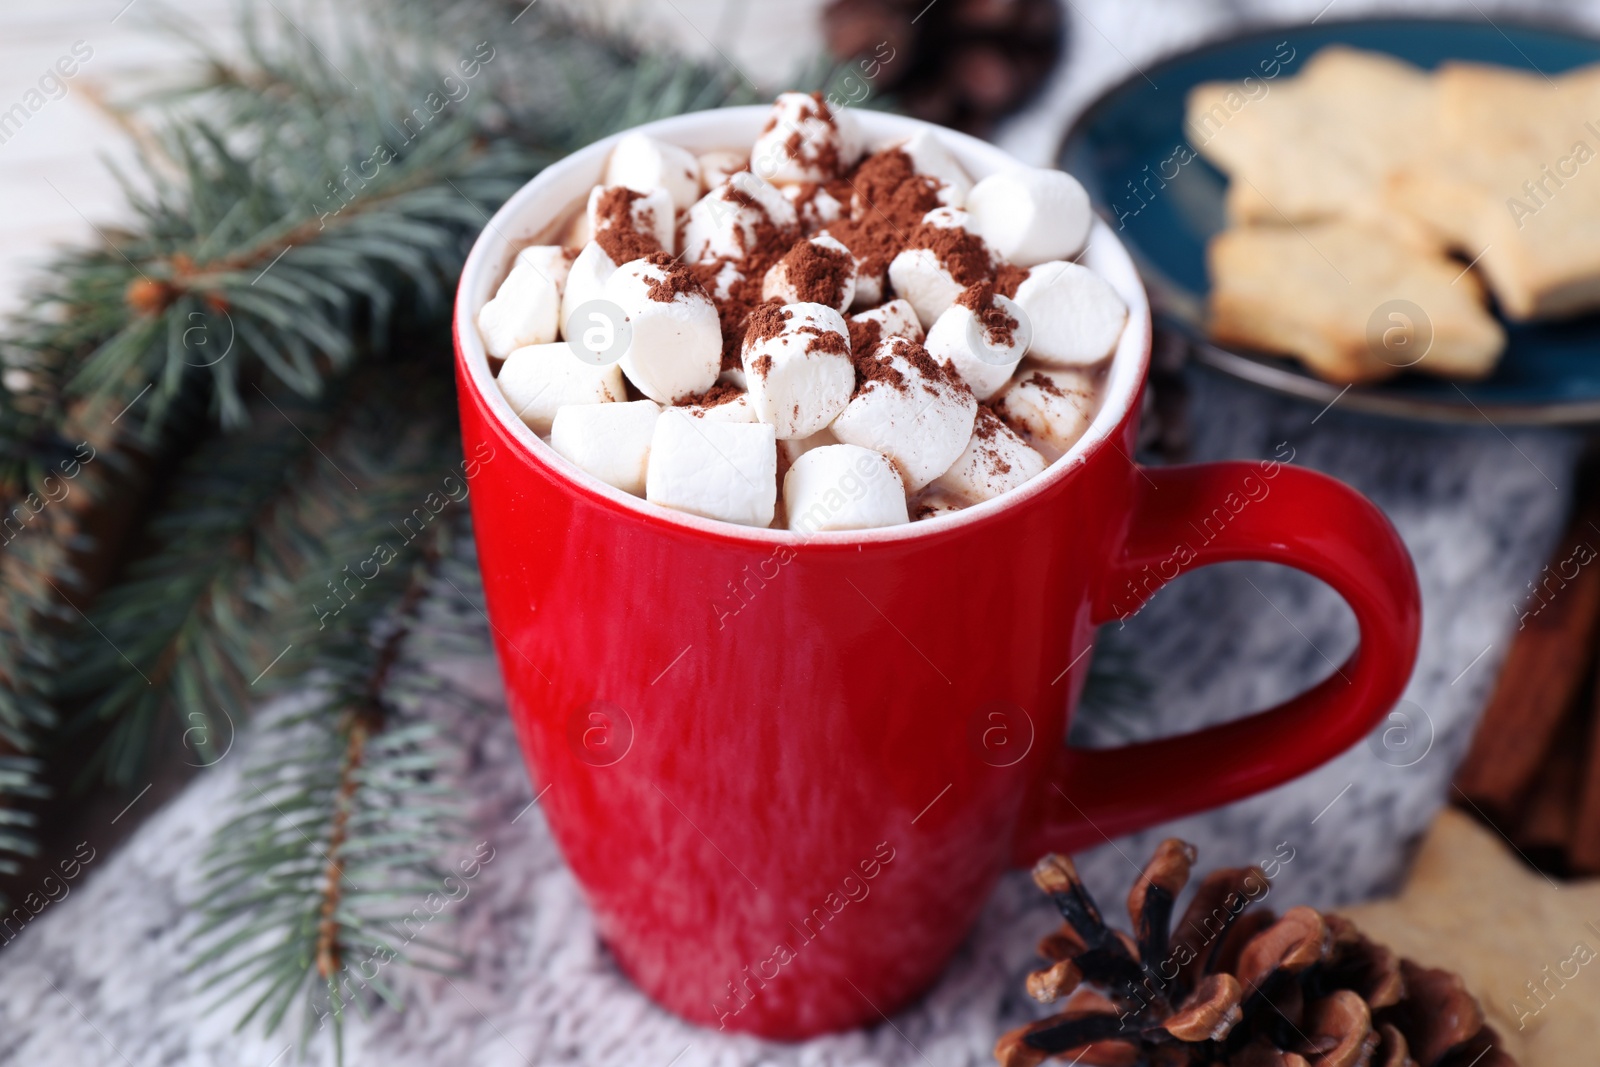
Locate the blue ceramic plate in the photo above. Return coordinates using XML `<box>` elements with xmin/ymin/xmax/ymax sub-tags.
<box><xmin>1058</xmin><ymin>17</ymin><xmax>1600</xmax><ymax>424</ymax></box>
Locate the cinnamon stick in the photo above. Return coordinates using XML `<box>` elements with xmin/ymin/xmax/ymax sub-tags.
<box><xmin>1455</xmin><ymin>498</ymin><xmax>1600</xmax><ymax>822</ymax></box>
<box><xmin>1567</xmin><ymin>675</ymin><xmax>1600</xmax><ymax>874</ymax></box>
<box><xmin>1512</xmin><ymin>702</ymin><xmax>1585</xmax><ymax>859</ymax></box>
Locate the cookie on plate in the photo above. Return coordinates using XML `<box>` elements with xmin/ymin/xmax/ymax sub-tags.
<box><xmin>1207</xmin><ymin>219</ymin><xmax>1505</xmax><ymax>384</ymax></box>
<box><xmin>1388</xmin><ymin>61</ymin><xmax>1600</xmax><ymax>320</ymax></box>
<box><xmin>1187</xmin><ymin>46</ymin><xmax>1438</xmax><ymax>235</ymax></box>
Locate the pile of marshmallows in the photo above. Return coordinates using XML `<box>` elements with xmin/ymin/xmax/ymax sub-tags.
<box><xmin>477</xmin><ymin>92</ymin><xmax>1128</xmax><ymax>533</ymax></box>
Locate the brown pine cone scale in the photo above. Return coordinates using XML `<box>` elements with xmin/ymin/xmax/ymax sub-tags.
<box><xmin>995</xmin><ymin>841</ymin><xmax>1518</xmax><ymax>1067</ymax></box>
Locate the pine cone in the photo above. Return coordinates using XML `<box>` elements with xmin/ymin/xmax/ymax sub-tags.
<box><xmin>821</xmin><ymin>0</ymin><xmax>1062</xmax><ymax>135</ymax></box>
<box><xmin>995</xmin><ymin>841</ymin><xmax>1518</xmax><ymax>1067</ymax></box>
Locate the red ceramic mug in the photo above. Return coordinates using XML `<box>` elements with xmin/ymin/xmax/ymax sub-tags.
<box><xmin>453</xmin><ymin>108</ymin><xmax>1422</xmax><ymax>1040</ymax></box>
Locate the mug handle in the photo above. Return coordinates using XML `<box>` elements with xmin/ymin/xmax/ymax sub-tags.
<box><xmin>1014</xmin><ymin>461</ymin><xmax>1421</xmax><ymax>862</ymax></box>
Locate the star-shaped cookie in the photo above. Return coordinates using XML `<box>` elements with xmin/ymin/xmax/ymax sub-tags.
<box><xmin>1340</xmin><ymin>808</ymin><xmax>1600</xmax><ymax>1066</ymax></box>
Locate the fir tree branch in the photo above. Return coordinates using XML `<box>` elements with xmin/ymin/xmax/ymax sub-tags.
<box><xmin>189</xmin><ymin>520</ymin><xmax>485</xmax><ymax>1053</ymax></box>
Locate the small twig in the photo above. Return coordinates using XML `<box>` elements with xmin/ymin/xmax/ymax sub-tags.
<box><xmin>312</xmin><ymin>530</ymin><xmax>442</xmax><ymax>980</ymax></box>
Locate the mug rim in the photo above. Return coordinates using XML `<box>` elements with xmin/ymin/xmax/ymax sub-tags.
<box><xmin>453</xmin><ymin>105</ymin><xmax>1153</xmax><ymax>547</ymax></box>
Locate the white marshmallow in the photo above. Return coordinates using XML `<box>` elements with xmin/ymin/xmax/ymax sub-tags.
<box><xmin>907</xmin><ymin>485</ymin><xmax>968</xmax><ymax>520</ymax></box>
<box><xmin>497</xmin><ymin>342</ymin><xmax>624</xmax><ymax>434</ymax></box>
<box><xmin>559</xmin><ymin>242</ymin><xmax>618</xmax><ymax>338</ymax></box>
<box><xmin>702</xmin><ymin>260</ymin><xmax>746</xmax><ymax>303</ymax></box>
<box><xmin>681</xmin><ymin>171</ymin><xmax>799</xmax><ymax>265</ymax></box>
<box><xmin>750</xmin><ymin>92</ymin><xmax>862</xmax><ymax>185</ymax></box>
<box><xmin>563</xmin><ymin>209</ymin><xmax>593</xmax><ymax>248</ymax></box>
<box><xmin>849</xmin><ymin>299</ymin><xmax>924</xmax><ymax>344</ymax></box>
<box><xmin>924</xmin><ymin>291</ymin><xmax>1029</xmax><ymax>401</ymax></box>
<box><xmin>586</xmin><ymin>185</ymin><xmax>674</xmax><ymax>255</ymax></box>
<box><xmin>888</xmin><ymin>213</ymin><xmax>997</xmax><ymax>328</ymax></box>
<box><xmin>603</xmin><ymin>257</ymin><xmax>722</xmax><ymax>404</ymax></box>
<box><xmin>477</xmin><ymin>245</ymin><xmax>573</xmax><ymax>358</ymax></box>
<box><xmin>550</xmin><ymin>399</ymin><xmax>661</xmax><ymax>496</ymax></box>
<box><xmin>741</xmin><ymin>302</ymin><xmax>855</xmax><ymax>439</ymax></box>
<box><xmin>646</xmin><ymin>409</ymin><xmax>776</xmax><ymax>527</ymax></box>
<box><xmin>683</xmin><ymin>391</ymin><xmax>758</xmax><ymax>423</ymax></box>
<box><xmin>783</xmin><ymin>182</ymin><xmax>846</xmax><ymax>232</ymax></box>
<box><xmin>896</xmin><ymin>129</ymin><xmax>972</xmax><ymax>208</ymax></box>
<box><xmin>993</xmin><ymin>365</ymin><xmax>1099</xmax><ymax>459</ymax></box>
<box><xmin>934</xmin><ymin>407</ymin><xmax>1046</xmax><ymax>502</ymax></box>
<box><xmin>761</xmin><ymin>235</ymin><xmax>857</xmax><ymax>313</ymax></box>
<box><xmin>831</xmin><ymin>337</ymin><xmax>977</xmax><ymax>491</ymax></box>
<box><xmin>966</xmin><ymin>169</ymin><xmax>1092</xmax><ymax>268</ymax></box>
<box><xmin>697</xmin><ymin>149</ymin><xmax>748</xmax><ymax>192</ymax></box>
<box><xmin>1013</xmin><ymin>261</ymin><xmax>1128</xmax><ymax>366</ymax></box>
<box><xmin>604</xmin><ymin>132</ymin><xmax>701</xmax><ymax>213</ymax></box>
<box><xmin>849</xmin><ymin>266</ymin><xmax>886</xmax><ymax>310</ymax></box>
<box><xmin>922</xmin><ymin>206</ymin><xmax>970</xmax><ymax>229</ymax></box>
<box><xmin>784</xmin><ymin>445</ymin><xmax>908</xmax><ymax>533</ymax></box>
<box><xmin>718</xmin><ymin>366</ymin><xmax>748</xmax><ymax>391</ymax></box>
<box><xmin>888</xmin><ymin>248</ymin><xmax>990</xmax><ymax>330</ymax></box>
<box><xmin>779</xmin><ymin>424</ymin><xmax>839</xmax><ymax>465</ymax></box>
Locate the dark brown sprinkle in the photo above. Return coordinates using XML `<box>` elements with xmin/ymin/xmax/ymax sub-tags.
<box><xmin>906</xmin><ymin>221</ymin><xmax>994</xmax><ymax>287</ymax></box>
<box><xmin>1022</xmin><ymin>370</ymin><xmax>1064</xmax><ymax>398</ymax></box>
<box><xmin>775</xmin><ymin>238</ymin><xmax>854</xmax><ymax>308</ymax></box>
<box><xmin>683</xmin><ymin>129</ymin><xmax>1035</xmax><ymax>381</ymax></box>
<box><xmin>787</xmin><ymin>182</ymin><xmax>834</xmax><ymax>227</ymax></box>
<box><xmin>687</xmin><ymin>180</ymin><xmax>800</xmax><ymax>370</ymax></box>
<box><xmin>973</xmin><ymin>407</ymin><xmax>1012</xmax><ymax>474</ymax></box>
<box><xmin>956</xmin><ymin>280</ymin><xmax>1018</xmax><ymax>347</ymax></box>
<box><xmin>820</xmin><ymin>147</ymin><xmax>944</xmax><ymax>280</ymax></box>
<box><xmin>891</xmin><ymin>337</ymin><xmax>963</xmax><ymax>394</ymax></box>
<box><xmin>852</xmin><ymin>342</ymin><xmax>909</xmax><ymax>396</ymax></box>
<box><xmin>772</xmin><ymin>93</ymin><xmax>844</xmax><ymax>179</ymax></box>
<box><xmin>641</xmin><ymin>251</ymin><xmax>707</xmax><ymax>304</ymax></box>
<box><xmin>846</xmin><ymin>149</ymin><xmax>942</xmax><ymax>230</ymax></box>
<box><xmin>752</xmin><ymin>353</ymin><xmax>774</xmax><ymax>378</ymax></box>
<box><xmin>994</xmin><ymin>262</ymin><xmax>1030</xmax><ymax>298</ymax></box>
<box><xmin>847</xmin><ymin>315</ymin><xmax>883</xmax><ymax>356</ymax></box>
<box><xmin>592</xmin><ymin>186</ymin><xmax>664</xmax><ymax>264</ymax></box>
<box><xmin>681</xmin><ymin>382</ymin><xmax>745</xmax><ymax>412</ymax></box>
<box><xmin>798</xmin><ymin>323</ymin><xmax>850</xmax><ymax>357</ymax></box>
<box><xmin>809</xmin><ymin>91</ymin><xmax>838</xmax><ymax>129</ymax></box>
<box><xmin>974</xmin><ymin>404</ymin><xmax>1003</xmax><ymax>440</ymax></box>
<box><xmin>939</xmin><ymin>357</ymin><xmax>975</xmax><ymax>400</ymax></box>
<box><xmin>743</xmin><ymin>302</ymin><xmax>792</xmax><ymax>347</ymax></box>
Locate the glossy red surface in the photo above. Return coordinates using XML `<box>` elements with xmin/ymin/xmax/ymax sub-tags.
<box><xmin>454</xmin><ymin>324</ymin><xmax>1421</xmax><ymax>1039</ymax></box>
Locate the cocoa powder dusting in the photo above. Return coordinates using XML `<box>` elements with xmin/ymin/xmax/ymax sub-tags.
<box><xmin>788</xmin><ymin>182</ymin><xmax>829</xmax><ymax>223</ymax></box>
<box><xmin>907</xmin><ymin>222</ymin><xmax>995</xmax><ymax>287</ymax></box>
<box><xmin>778</xmin><ymin>93</ymin><xmax>843</xmax><ymax>178</ymax></box>
<box><xmin>743</xmin><ymin>302</ymin><xmax>792</xmax><ymax>346</ymax></box>
<box><xmin>592</xmin><ymin>187</ymin><xmax>664</xmax><ymax>264</ymax></box>
<box><xmin>994</xmin><ymin>262</ymin><xmax>1030</xmax><ymax>298</ymax></box>
<box><xmin>847</xmin><ymin>316</ymin><xmax>882</xmax><ymax>356</ymax></box>
<box><xmin>821</xmin><ymin>148</ymin><xmax>944</xmax><ymax>283</ymax></box>
<box><xmin>682</xmin><ymin>382</ymin><xmax>745</xmax><ymax>412</ymax></box>
<box><xmin>798</xmin><ymin>323</ymin><xmax>849</xmax><ymax>357</ymax></box>
<box><xmin>940</xmin><ymin>357</ymin><xmax>975</xmax><ymax>400</ymax></box>
<box><xmin>1023</xmin><ymin>371</ymin><xmax>1064</xmax><ymax>398</ymax></box>
<box><xmin>973</xmin><ymin>409</ymin><xmax>1015</xmax><ymax>474</ymax></box>
<box><xmin>641</xmin><ymin>251</ymin><xmax>704</xmax><ymax>304</ymax></box>
<box><xmin>852</xmin><ymin>341</ymin><xmax>909</xmax><ymax>396</ymax></box>
<box><xmin>777</xmin><ymin>239</ymin><xmax>853</xmax><ymax>308</ymax></box>
<box><xmin>687</xmin><ymin>184</ymin><xmax>800</xmax><ymax>371</ymax></box>
<box><xmin>956</xmin><ymin>281</ymin><xmax>1018</xmax><ymax>347</ymax></box>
